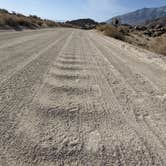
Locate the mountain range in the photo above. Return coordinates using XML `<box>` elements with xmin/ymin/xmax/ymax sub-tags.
<box><xmin>107</xmin><ymin>6</ymin><xmax>166</xmax><ymax>25</ymax></box>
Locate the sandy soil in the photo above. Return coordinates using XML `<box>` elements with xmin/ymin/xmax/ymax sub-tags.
<box><xmin>0</xmin><ymin>28</ymin><xmax>166</xmax><ymax>166</ymax></box>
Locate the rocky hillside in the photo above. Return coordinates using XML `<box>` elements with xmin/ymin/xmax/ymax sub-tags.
<box><xmin>98</xmin><ymin>15</ymin><xmax>166</xmax><ymax>56</ymax></box>
<box><xmin>131</xmin><ymin>16</ymin><xmax>166</xmax><ymax>37</ymax></box>
<box><xmin>143</xmin><ymin>16</ymin><xmax>166</xmax><ymax>28</ymax></box>
<box><xmin>0</xmin><ymin>8</ymin><xmax>61</xmax><ymax>30</ymax></box>
<box><xmin>107</xmin><ymin>6</ymin><xmax>166</xmax><ymax>25</ymax></box>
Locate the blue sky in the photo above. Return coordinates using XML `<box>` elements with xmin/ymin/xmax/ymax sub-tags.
<box><xmin>0</xmin><ymin>0</ymin><xmax>165</xmax><ymax>21</ymax></box>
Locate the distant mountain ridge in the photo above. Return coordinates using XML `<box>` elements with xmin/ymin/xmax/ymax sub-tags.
<box><xmin>107</xmin><ymin>6</ymin><xmax>166</xmax><ymax>25</ymax></box>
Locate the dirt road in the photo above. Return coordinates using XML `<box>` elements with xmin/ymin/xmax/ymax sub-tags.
<box><xmin>0</xmin><ymin>28</ymin><xmax>166</xmax><ymax>166</ymax></box>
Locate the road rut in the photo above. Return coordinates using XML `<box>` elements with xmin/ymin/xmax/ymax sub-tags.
<box><xmin>0</xmin><ymin>28</ymin><xmax>166</xmax><ymax>166</ymax></box>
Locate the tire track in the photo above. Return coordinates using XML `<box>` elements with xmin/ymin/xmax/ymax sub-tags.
<box><xmin>90</xmin><ymin>32</ymin><xmax>166</xmax><ymax>93</ymax></box>
<box><xmin>0</xmin><ymin>31</ymin><xmax>70</xmax><ymax>85</ymax></box>
<box><xmin>0</xmin><ymin>28</ymin><xmax>166</xmax><ymax>165</ymax></box>
<box><xmin>82</xmin><ymin>33</ymin><xmax>150</xmax><ymax>165</ymax></box>
<box><xmin>87</xmin><ymin>33</ymin><xmax>166</xmax><ymax>164</ymax></box>
<box><xmin>89</xmin><ymin>32</ymin><xmax>166</xmax><ymax>149</ymax></box>
<box><xmin>84</xmin><ymin>35</ymin><xmax>152</xmax><ymax>165</ymax></box>
<box><xmin>0</xmin><ymin>30</ymin><xmax>74</xmax><ymax>165</ymax></box>
<box><xmin>0</xmin><ymin>29</ymin><xmax>64</xmax><ymax>50</ymax></box>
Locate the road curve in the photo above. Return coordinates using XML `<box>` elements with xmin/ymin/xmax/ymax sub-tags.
<box><xmin>0</xmin><ymin>28</ymin><xmax>166</xmax><ymax>166</ymax></box>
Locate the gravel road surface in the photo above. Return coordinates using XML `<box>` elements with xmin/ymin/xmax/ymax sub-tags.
<box><xmin>0</xmin><ymin>28</ymin><xmax>166</xmax><ymax>166</ymax></box>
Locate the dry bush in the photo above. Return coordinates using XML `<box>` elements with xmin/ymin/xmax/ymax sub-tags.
<box><xmin>44</xmin><ymin>20</ymin><xmax>58</xmax><ymax>27</ymax></box>
<box><xmin>0</xmin><ymin>15</ymin><xmax>6</xmax><ymax>25</ymax></box>
<box><xmin>97</xmin><ymin>24</ymin><xmax>126</xmax><ymax>41</ymax></box>
<box><xmin>118</xmin><ymin>26</ymin><xmax>130</xmax><ymax>35</ymax></box>
<box><xmin>0</xmin><ymin>14</ymin><xmax>18</xmax><ymax>26</ymax></box>
<box><xmin>0</xmin><ymin>13</ymin><xmax>31</xmax><ymax>27</ymax></box>
<box><xmin>96</xmin><ymin>25</ymin><xmax>107</xmax><ymax>32</ymax></box>
<box><xmin>150</xmin><ymin>34</ymin><xmax>166</xmax><ymax>55</ymax></box>
<box><xmin>0</xmin><ymin>9</ymin><xmax>58</xmax><ymax>29</ymax></box>
<box><xmin>97</xmin><ymin>23</ymin><xmax>166</xmax><ymax>56</ymax></box>
<box><xmin>17</xmin><ymin>17</ymin><xmax>32</xmax><ymax>27</ymax></box>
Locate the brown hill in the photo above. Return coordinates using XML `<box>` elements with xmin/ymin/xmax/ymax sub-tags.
<box><xmin>66</xmin><ymin>19</ymin><xmax>98</xmax><ymax>29</ymax></box>
<box><xmin>0</xmin><ymin>9</ymin><xmax>60</xmax><ymax>30</ymax></box>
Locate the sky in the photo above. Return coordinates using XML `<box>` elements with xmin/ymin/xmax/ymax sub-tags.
<box><xmin>0</xmin><ymin>0</ymin><xmax>165</xmax><ymax>22</ymax></box>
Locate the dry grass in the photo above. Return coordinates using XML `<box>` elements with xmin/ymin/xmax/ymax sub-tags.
<box><xmin>0</xmin><ymin>14</ymin><xmax>31</xmax><ymax>27</ymax></box>
<box><xmin>97</xmin><ymin>24</ymin><xmax>166</xmax><ymax>56</ymax></box>
<box><xmin>0</xmin><ymin>10</ymin><xmax>59</xmax><ymax>30</ymax></box>
<box><xmin>118</xmin><ymin>26</ymin><xmax>130</xmax><ymax>35</ymax></box>
<box><xmin>150</xmin><ymin>34</ymin><xmax>166</xmax><ymax>56</ymax></box>
<box><xmin>96</xmin><ymin>25</ymin><xmax>107</xmax><ymax>32</ymax></box>
<box><xmin>97</xmin><ymin>24</ymin><xmax>127</xmax><ymax>41</ymax></box>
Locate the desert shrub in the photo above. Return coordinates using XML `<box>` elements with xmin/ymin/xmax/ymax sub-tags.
<box><xmin>17</xmin><ymin>17</ymin><xmax>31</xmax><ymax>27</ymax></box>
<box><xmin>37</xmin><ymin>20</ymin><xmax>43</xmax><ymax>26</ymax></box>
<box><xmin>29</xmin><ymin>15</ymin><xmax>41</xmax><ymax>20</ymax></box>
<box><xmin>150</xmin><ymin>34</ymin><xmax>166</xmax><ymax>55</ymax></box>
<box><xmin>16</xmin><ymin>13</ymin><xmax>25</xmax><ymax>17</ymax></box>
<box><xmin>97</xmin><ymin>24</ymin><xmax>126</xmax><ymax>41</ymax></box>
<box><xmin>104</xmin><ymin>25</ymin><xmax>125</xmax><ymax>41</ymax></box>
<box><xmin>45</xmin><ymin>20</ymin><xmax>58</xmax><ymax>27</ymax></box>
<box><xmin>0</xmin><ymin>16</ymin><xmax>6</xmax><ymax>25</ymax></box>
<box><xmin>0</xmin><ymin>14</ymin><xmax>31</xmax><ymax>27</ymax></box>
<box><xmin>118</xmin><ymin>26</ymin><xmax>130</xmax><ymax>35</ymax></box>
<box><xmin>0</xmin><ymin>9</ymin><xmax>58</xmax><ymax>29</ymax></box>
<box><xmin>96</xmin><ymin>25</ymin><xmax>106</xmax><ymax>32</ymax></box>
<box><xmin>4</xmin><ymin>15</ymin><xmax>18</xmax><ymax>26</ymax></box>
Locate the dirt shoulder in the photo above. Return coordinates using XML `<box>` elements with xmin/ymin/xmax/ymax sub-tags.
<box><xmin>96</xmin><ymin>24</ymin><xmax>166</xmax><ymax>56</ymax></box>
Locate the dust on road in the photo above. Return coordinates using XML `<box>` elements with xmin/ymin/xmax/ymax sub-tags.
<box><xmin>0</xmin><ymin>28</ymin><xmax>166</xmax><ymax>166</ymax></box>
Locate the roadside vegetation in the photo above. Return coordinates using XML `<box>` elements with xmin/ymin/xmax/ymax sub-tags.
<box><xmin>97</xmin><ymin>24</ymin><xmax>129</xmax><ymax>41</ymax></box>
<box><xmin>150</xmin><ymin>34</ymin><xmax>166</xmax><ymax>55</ymax></box>
<box><xmin>0</xmin><ymin>8</ymin><xmax>61</xmax><ymax>30</ymax></box>
<box><xmin>97</xmin><ymin>22</ymin><xmax>166</xmax><ymax>56</ymax></box>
